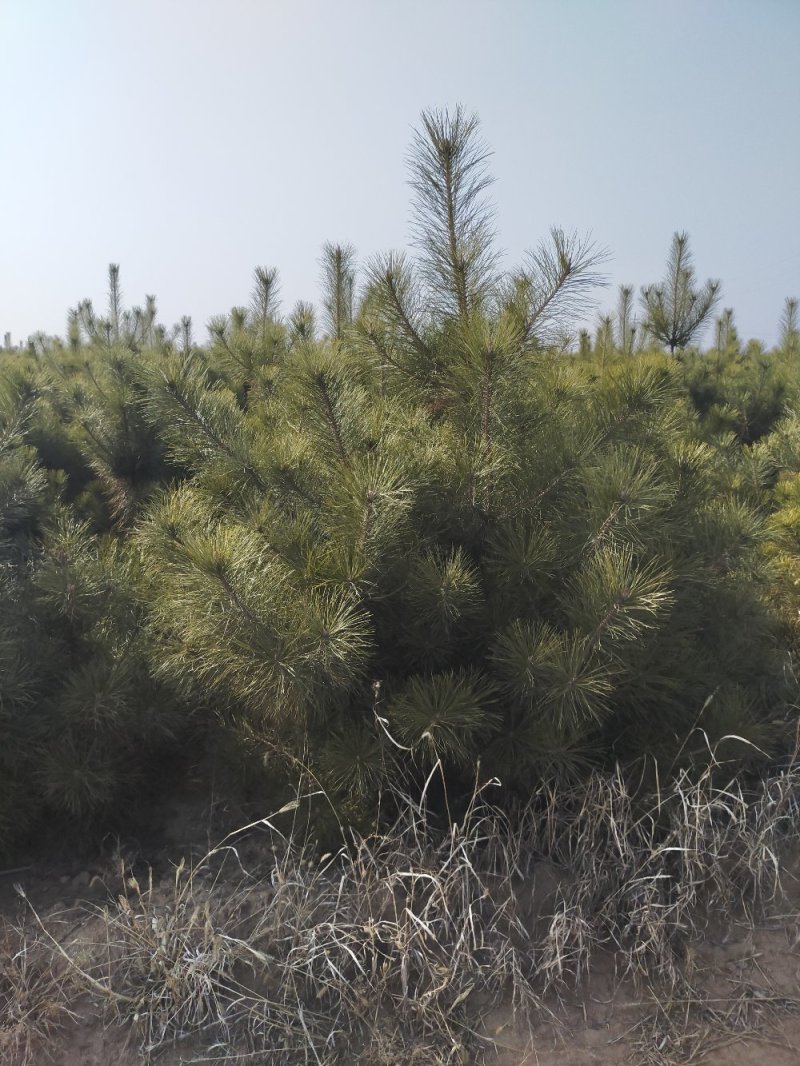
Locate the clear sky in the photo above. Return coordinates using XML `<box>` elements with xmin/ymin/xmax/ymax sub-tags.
<box><xmin>1</xmin><ymin>0</ymin><xmax>798</xmax><ymax>347</ymax></box>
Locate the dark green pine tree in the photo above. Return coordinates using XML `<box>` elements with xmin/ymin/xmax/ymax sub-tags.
<box><xmin>128</xmin><ymin>107</ymin><xmax>791</xmax><ymax>813</ymax></box>
<box><xmin>0</xmin><ymin>372</ymin><xmax>186</xmax><ymax>854</ymax></box>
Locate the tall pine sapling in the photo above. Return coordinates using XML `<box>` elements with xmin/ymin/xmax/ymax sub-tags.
<box><xmin>641</xmin><ymin>232</ymin><xmax>721</xmax><ymax>353</ymax></box>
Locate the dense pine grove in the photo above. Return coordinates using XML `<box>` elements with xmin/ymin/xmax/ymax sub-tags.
<box><xmin>2</xmin><ymin>108</ymin><xmax>799</xmax><ymax>857</ymax></box>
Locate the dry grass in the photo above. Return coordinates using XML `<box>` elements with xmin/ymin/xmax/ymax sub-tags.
<box><xmin>0</xmin><ymin>916</ymin><xmax>77</xmax><ymax>1065</ymax></box>
<box><xmin>83</xmin><ymin>775</ymin><xmax>544</xmax><ymax>1062</ymax></box>
<box><xmin>517</xmin><ymin>746</ymin><xmax>800</xmax><ymax>998</ymax></box>
<box><xmin>617</xmin><ymin>965</ymin><xmax>800</xmax><ymax>1065</ymax></box>
<box><xmin>10</xmin><ymin>738</ymin><xmax>800</xmax><ymax>1064</ymax></box>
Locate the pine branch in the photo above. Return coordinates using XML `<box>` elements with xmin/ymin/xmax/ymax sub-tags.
<box><xmin>408</xmin><ymin>106</ymin><xmax>500</xmax><ymax>319</ymax></box>
<box><xmin>320</xmin><ymin>243</ymin><xmax>356</xmax><ymax>340</ymax></box>
<box><xmin>512</xmin><ymin>228</ymin><xmax>608</xmax><ymax>348</ymax></box>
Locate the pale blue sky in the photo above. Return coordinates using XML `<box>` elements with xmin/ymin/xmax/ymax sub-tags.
<box><xmin>1</xmin><ymin>0</ymin><xmax>798</xmax><ymax>346</ymax></box>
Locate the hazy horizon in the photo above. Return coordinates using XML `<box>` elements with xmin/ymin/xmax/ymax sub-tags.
<box><xmin>2</xmin><ymin>0</ymin><xmax>798</xmax><ymax>348</ymax></box>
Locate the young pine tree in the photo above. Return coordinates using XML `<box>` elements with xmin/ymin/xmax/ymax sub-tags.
<box><xmin>130</xmin><ymin>108</ymin><xmax>790</xmax><ymax>813</ymax></box>
<box><xmin>779</xmin><ymin>297</ymin><xmax>799</xmax><ymax>359</ymax></box>
<box><xmin>641</xmin><ymin>232</ymin><xmax>721</xmax><ymax>353</ymax></box>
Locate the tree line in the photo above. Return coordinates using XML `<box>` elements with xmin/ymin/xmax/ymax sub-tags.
<box><xmin>1</xmin><ymin>106</ymin><xmax>799</xmax><ymax>856</ymax></box>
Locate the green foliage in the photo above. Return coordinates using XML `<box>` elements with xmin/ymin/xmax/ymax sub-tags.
<box><xmin>641</xmin><ymin>232</ymin><xmax>721</xmax><ymax>353</ymax></box>
<box><xmin>681</xmin><ymin>344</ymin><xmax>790</xmax><ymax>444</ymax></box>
<box><xmin>0</xmin><ymin>508</ymin><xmax>185</xmax><ymax>852</ymax></box>
<box><xmin>1</xmin><ymin>108</ymin><xmax>797</xmax><ymax>854</ymax></box>
<box><xmin>320</xmin><ymin>243</ymin><xmax>356</xmax><ymax>340</ymax></box>
<box><xmin>408</xmin><ymin>105</ymin><xmax>500</xmax><ymax>319</ymax></box>
<box><xmin>779</xmin><ymin>297</ymin><xmax>799</xmax><ymax>359</ymax></box>
<box><xmin>388</xmin><ymin>669</ymin><xmax>498</xmax><ymax>763</ymax></box>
